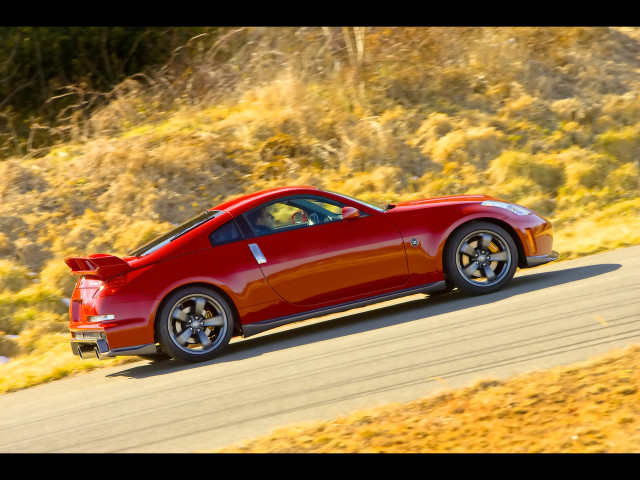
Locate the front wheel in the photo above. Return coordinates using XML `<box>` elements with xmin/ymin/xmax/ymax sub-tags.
<box><xmin>157</xmin><ymin>286</ymin><xmax>234</xmax><ymax>362</ymax></box>
<box><xmin>443</xmin><ymin>222</ymin><xmax>518</xmax><ymax>295</ymax></box>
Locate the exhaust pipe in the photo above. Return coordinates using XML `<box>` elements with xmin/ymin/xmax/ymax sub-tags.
<box><xmin>77</xmin><ymin>344</ymin><xmax>100</xmax><ymax>360</ymax></box>
<box><xmin>72</xmin><ymin>338</ymin><xmax>111</xmax><ymax>360</ymax></box>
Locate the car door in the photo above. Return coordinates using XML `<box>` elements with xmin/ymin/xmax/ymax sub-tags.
<box><xmin>241</xmin><ymin>195</ymin><xmax>409</xmax><ymax>306</ymax></box>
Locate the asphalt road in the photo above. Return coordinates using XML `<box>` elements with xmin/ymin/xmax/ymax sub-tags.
<box><xmin>1</xmin><ymin>246</ymin><xmax>638</xmax><ymax>453</ymax></box>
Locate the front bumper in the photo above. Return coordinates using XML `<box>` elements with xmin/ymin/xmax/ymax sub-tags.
<box><xmin>525</xmin><ymin>250</ymin><xmax>560</xmax><ymax>268</ymax></box>
<box><xmin>70</xmin><ymin>333</ymin><xmax>159</xmax><ymax>360</ymax></box>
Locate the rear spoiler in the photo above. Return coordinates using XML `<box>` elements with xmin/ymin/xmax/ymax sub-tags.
<box><xmin>64</xmin><ymin>254</ymin><xmax>132</xmax><ymax>280</ymax></box>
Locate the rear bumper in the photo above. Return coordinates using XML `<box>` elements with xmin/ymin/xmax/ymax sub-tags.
<box><xmin>525</xmin><ymin>250</ymin><xmax>559</xmax><ymax>268</ymax></box>
<box><xmin>70</xmin><ymin>336</ymin><xmax>159</xmax><ymax>360</ymax></box>
<box><xmin>68</xmin><ymin>292</ymin><xmax>157</xmax><ymax>355</ymax></box>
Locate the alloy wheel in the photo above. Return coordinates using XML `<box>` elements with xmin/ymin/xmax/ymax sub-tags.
<box><xmin>165</xmin><ymin>293</ymin><xmax>229</xmax><ymax>357</ymax></box>
<box><xmin>454</xmin><ymin>229</ymin><xmax>513</xmax><ymax>288</ymax></box>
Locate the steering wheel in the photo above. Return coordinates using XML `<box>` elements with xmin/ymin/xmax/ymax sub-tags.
<box><xmin>308</xmin><ymin>213</ymin><xmax>320</xmax><ymax>225</ymax></box>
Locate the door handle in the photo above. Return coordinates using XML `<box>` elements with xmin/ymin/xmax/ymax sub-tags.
<box><xmin>248</xmin><ymin>243</ymin><xmax>267</xmax><ymax>264</ymax></box>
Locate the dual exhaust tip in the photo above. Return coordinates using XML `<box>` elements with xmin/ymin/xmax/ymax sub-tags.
<box><xmin>73</xmin><ymin>338</ymin><xmax>111</xmax><ymax>360</ymax></box>
<box><xmin>77</xmin><ymin>344</ymin><xmax>102</xmax><ymax>360</ymax></box>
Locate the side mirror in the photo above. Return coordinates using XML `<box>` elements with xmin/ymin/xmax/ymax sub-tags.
<box><xmin>341</xmin><ymin>206</ymin><xmax>360</xmax><ymax>220</ymax></box>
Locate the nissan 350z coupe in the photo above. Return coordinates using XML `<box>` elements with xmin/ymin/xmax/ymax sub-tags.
<box><xmin>66</xmin><ymin>186</ymin><xmax>559</xmax><ymax>363</ymax></box>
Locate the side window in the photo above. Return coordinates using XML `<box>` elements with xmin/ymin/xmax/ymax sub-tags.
<box><xmin>209</xmin><ymin>220</ymin><xmax>242</xmax><ymax>247</ymax></box>
<box><xmin>269</xmin><ymin>202</ymin><xmax>306</xmax><ymax>228</ymax></box>
<box><xmin>243</xmin><ymin>196</ymin><xmax>352</xmax><ymax>237</ymax></box>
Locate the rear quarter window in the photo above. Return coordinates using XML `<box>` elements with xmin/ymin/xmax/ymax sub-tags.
<box><xmin>209</xmin><ymin>220</ymin><xmax>242</xmax><ymax>247</ymax></box>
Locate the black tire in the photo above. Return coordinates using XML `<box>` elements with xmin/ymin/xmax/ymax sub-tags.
<box><xmin>156</xmin><ymin>286</ymin><xmax>234</xmax><ymax>362</ymax></box>
<box><xmin>443</xmin><ymin>221</ymin><xmax>518</xmax><ymax>295</ymax></box>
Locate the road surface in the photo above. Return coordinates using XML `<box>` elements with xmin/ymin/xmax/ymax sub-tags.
<box><xmin>0</xmin><ymin>246</ymin><xmax>638</xmax><ymax>452</ymax></box>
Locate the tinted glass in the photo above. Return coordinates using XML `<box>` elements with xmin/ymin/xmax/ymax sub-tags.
<box><xmin>129</xmin><ymin>210</ymin><xmax>223</xmax><ymax>257</ymax></box>
<box><xmin>323</xmin><ymin>190</ymin><xmax>384</xmax><ymax>212</ymax></box>
<box><xmin>209</xmin><ymin>220</ymin><xmax>242</xmax><ymax>247</ymax></box>
<box><xmin>243</xmin><ymin>195</ymin><xmax>349</xmax><ymax>237</ymax></box>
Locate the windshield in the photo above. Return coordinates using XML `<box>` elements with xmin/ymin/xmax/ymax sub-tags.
<box><xmin>129</xmin><ymin>210</ymin><xmax>223</xmax><ymax>257</ymax></box>
<box><xmin>322</xmin><ymin>190</ymin><xmax>385</xmax><ymax>212</ymax></box>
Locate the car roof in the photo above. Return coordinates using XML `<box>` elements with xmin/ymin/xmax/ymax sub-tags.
<box><xmin>210</xmin><ymin>186</ymin><xmax>321</xmax><ymax>216</ymax></box>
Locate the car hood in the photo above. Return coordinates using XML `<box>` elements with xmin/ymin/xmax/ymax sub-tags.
<box><xmin>386</xmin><ymin>194</ymin><xmax>498</xmax><ymax>211</ymax></box>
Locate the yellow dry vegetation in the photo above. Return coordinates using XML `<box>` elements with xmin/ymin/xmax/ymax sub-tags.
<box><xmin>209</xmin><ymin>345</ymin><xmax>640</xmax><ymax>453</ymax></box>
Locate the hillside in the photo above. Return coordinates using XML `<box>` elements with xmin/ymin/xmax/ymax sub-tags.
<box><xmin>0</xmin><ymin>26</ymin><xmax>639</xmax><ymax>395</ymax></box>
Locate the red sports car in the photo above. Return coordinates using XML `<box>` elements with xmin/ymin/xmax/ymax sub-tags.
<box><xmin>65</xmin><ymin>186</ymin><xmax>558</xmax><ymax>363</ymax></box>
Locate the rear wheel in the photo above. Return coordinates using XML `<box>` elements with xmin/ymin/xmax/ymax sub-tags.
<box><xmin>444</xmin><ymin>222</ymin><xmax>518</xmax><ymax>295</ymax></box>
<box><xmin>157</xmin><ymin>286</ymin><xmax>234</xmax><ymax>362</ymax></box>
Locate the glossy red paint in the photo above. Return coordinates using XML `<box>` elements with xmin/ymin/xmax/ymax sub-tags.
<box><xmin>66</xmin><ymin>186</ymin><xmax>558</xmax><ymax>362</ymax></box>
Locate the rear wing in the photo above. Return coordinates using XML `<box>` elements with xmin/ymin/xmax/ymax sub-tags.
<box><xmin>64</xmin><ymin>254</ymin><xmax>132</xmax><ymax>280</ymax></box>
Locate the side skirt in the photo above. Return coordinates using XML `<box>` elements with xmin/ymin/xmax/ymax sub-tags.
<box><xmin>242</xmin><ymin>280</ymin><xmax>447</xmax><ymax>338</ymax></box>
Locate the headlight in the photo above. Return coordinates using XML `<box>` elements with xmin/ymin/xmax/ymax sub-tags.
<box><xmin>481</xmin><ymin>200</ymin><xmax>531</xmax><ymax>216</ymax></box>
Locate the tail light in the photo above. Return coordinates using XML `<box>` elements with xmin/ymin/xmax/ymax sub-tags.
<box><xmin>94</xmin><ymin>273</ymin><xmax>128</xmax><ymax>298</ymax></box>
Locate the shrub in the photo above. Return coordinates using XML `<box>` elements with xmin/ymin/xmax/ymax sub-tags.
<box><xmin>599</xmin><ymin>93</ymin><xmax>640</xmax><ymax>130</ymax></box>
<box><xmin>488</xmin><ymin>151</ymin><xmax>565</xmax><ymax>196</ymax></box>
<box><xmin>0</xmin><ymin>260</ymin><xmax>32</xmax><ymax>293</ymax></box>
<box><xmin>597</xmin><ymin>124</ymin><xmax>640</xmax><ymax>164</ymax></box>
<box><xmin>550</xmin><ymin>98</ymin><xmax>599</xmax><ymax>125</ymax></box>
<box><xmin>0</xmin><ymin>333</ymin><xmax>23</xmax><ymax>358</ymax></box>
<box><xmin>0</xmin><ymin>284</ymin><xmax>67</xmax><ymax>335</ymax></box>
<box><xmin>498</xmin><ymin>93</ymin><xmax>555</xmax><ymax>128</ymax></box>
<box><xmin>14</xmin><ymin>315</ymin><xmax>69</xmax><ymax>354</ymax></box>
<box><xmin>605</xmin><ymin>162</ymin><xmax>640</xmax><ymax>199</ymax></box>
<box><xmin>562</xmin><ymin>152</ymin><xmax>619</xmax><ymax>191</ymax></box>
<box><xmin>40</xmin><ymin>259</ymin><xmax>78</xmax><ymax>298</ymax></box>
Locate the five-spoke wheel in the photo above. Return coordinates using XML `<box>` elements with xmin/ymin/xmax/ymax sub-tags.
<box><xmin>157</xmin><ymin>286</ymin><xmax>234</xmax><ymax>362</ymax></box>
<box><xmin>444</xmin><ymin>222</ymin><xmax>518</xmax><ymax>294</ymax></box>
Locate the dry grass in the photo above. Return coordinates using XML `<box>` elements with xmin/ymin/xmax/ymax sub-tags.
<box><xmin>0</xmin><ymin>336</ymin><xmax>136</xmax><ymax>394</ymax></box>
<box><xmin>208</xmin><ymin>344</ymin><xmax>640</xmax><ymax>453</ymax></box>
<box><xmin>552</xmin><ymin>198</ymin><xmax>640</xmax><ymax>260</ymax></box>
